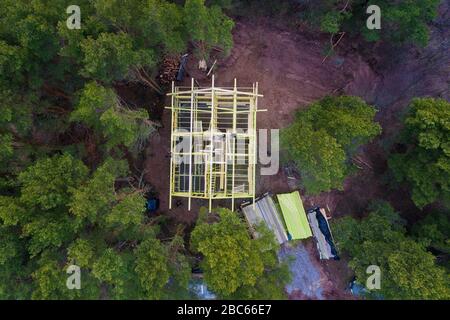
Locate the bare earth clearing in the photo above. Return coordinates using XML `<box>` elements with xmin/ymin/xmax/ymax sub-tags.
<box><xmin>144</xmin><ymin>4</ymin><xmax>449</xmax><ymax>300</ymax></box>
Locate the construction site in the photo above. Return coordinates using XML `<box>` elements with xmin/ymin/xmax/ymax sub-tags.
<box><xmin>1</xmin><ymin>0</ymin><xmax>448</xmax><ymax>304</ymax></box>
<box><xmin>167</xmin><ymin>76</ymin><xmax>261</xmax><ymax>212</ymax></box>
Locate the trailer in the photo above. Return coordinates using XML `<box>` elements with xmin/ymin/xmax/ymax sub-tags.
<box><xmin>307</xmin><ymin>206</ymin><xmax>339</xmax><ymax>260</ymax></box>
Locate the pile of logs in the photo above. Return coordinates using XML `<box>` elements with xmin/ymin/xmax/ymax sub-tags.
<box><xmin>158</xmin><ymin>55</ymin><xmax>180</xmax><ymax>85</ymax></box>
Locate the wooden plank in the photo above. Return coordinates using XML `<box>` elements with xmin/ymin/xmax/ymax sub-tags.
<box><xmin>169</xmin><ymin>81</ymin><xmax>175</xmax><ymax>209</ymax></box>
<box><xmin>208</xmin><ymin>75</ymin><xmax>215</xmax><ymax>212</ymax></box>
<box><xmin>188</xmin><ymin>78</ymin><xmax>194</xmax><ymax>211</ymax></box>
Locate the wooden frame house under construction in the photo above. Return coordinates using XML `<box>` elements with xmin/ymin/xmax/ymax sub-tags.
<box><xmin>167</xmin><ymin>76</ymin><xmax>262</xmax><ymax>212</ymax></box>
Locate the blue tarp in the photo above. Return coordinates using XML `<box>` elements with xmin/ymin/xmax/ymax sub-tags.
<box><xmin>315</xmin><ymin>209</ymin><xmax>339</xmax><ymax>259</ymax></box>
<box><xmin>146</xmin><ymin>198</ymin><xmax>159</xmax><ymax>212</ymax></box>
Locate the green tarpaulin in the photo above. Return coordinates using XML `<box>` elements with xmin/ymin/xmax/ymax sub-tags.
<box><xmin>277</xmin><ymin>191</ymin><xmax>312</xmax><ymax>240</ymax></box>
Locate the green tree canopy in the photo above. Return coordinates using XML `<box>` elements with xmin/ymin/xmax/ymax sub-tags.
<box><xmin>413</xmin><ymin>210</ymin><xmax>450</xmax><ymax>260</ymax></box>
<box><xmin>81</xmin><ymin>32</ymin><xmax>154</xmax><ymax>84</ymax></box>
<box><xmin>191</xmin><ymin>207</ymin><xmax>290</xmax><ymax>298</ymax></box>
<box><xmin>333</xmin><ymin>201</ymin><xmax>450</xmax><ymax>299</ymax></box>
<box><xmin>31</xmin><ymin>253</ymin><xmax>69</xmax><ymax>300</ymax></box>
<box><xmin>94</xmin><ymin>0</ymin><xmax>187</xmax><ymax>54</ymax></box>
<box><xmin>303</xmin><ymin>0</ymin><xmax>440</xmax><ymax>46</ymax></box>
<box><xmin>98</xmin><ymin>232</ymin><xmax>191</xmax><ymax>300</ymax></box>
<box><xmin>67</xmin><ymin>238</ymin><xmax>96</xmax><ymax>269</ymax></box>
<box><xmin>70</xmin><ymin>82</ymin><xmax>152</xmax><ymax>151</ymax></box>
<box><xmin>0</xmin><ymin>225</ymin><xmax>31</xmax><ymax>299</ymax></box>
<box><xmin>282</xmin><ymin>125</ymin><xmax>347</xmax><ymax>194</ymax></box>
<box><xmin>69</xmin><ymin>159</ymin><xmax>128</xmax><ymax>224</ymax></box>
<box><xmin>281</xmin><ymin>96</ymin><xmax>380</xmax><ymax>194</ymax></box>
<box><xmin>1</xmin><ymin>155</ymin><xmax>89</xmax><ymax>258</ymax></box>
<box><xmin>92</xmin><ymin>248</ymin><xmax>127</xmax><ymax>296</ymax></box>
<box><xmin>227</xmin><ymin>224</ymin><xmax>291</xmax><ymax>299</ymax></box>
<box><xmin>106</xmin><ymin>193</ymin><xmax>145</xmax><ymax>229</ymax></box>
<box><xmin>31</xmin><ymin>250</ymin><xmax>100</xmax><ymax>300</ymax></box>
<box><xmin>184</xmin><ymin>0</ymin><xmax>234</xmax><ymax>58</ymax></box>
<box><xmin>0</xmin><ymin>0</ymin><xmax>238</xmax><ymax>300</ymax></box>
<box><xmin>389</xmin><ymin>98</ymin><xmax>450</xmax><ymax>208</ymax></box>
<box><xmin>18</xmin><ymin>153</ymin><xmax>88</xmax><ymax>210</ymax></box>
<box><xmin>299</xmin><ymin>96</ymin><xmax>381</xmax><ymax>154</ymax></box>
<box><xmin>134</xmin><ymin>238</ymin><xmax>171</xmax><ymax>299</ymax></box>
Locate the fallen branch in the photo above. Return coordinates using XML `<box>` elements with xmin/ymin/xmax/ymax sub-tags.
<box><xmin>131</xmin><ymin>67</ymin><xmax>163</xmax><ymax>94</ymax></box>
<box><xmin>340</xmin><ymin>0</ymin><xmax>350</xmax><ymax>13</ymax></box>
<box><xmin>42</xmin><ymin>83</ymin><xmax>71</xmax><ymax>100</ymax></box>
<box><xmin>322</xmin><ymin>32</ymin><xmax>346</xmax><ymax>64</ymax></box>
<box><xmin>353</xmin><ymin>155</ymin><xmax>373</xmax><ymax>170</ymax></box>
<box><xmin>206</xmin><ymin>59</ymin><xmax>217</xmax><ymax>77</ymax></box>
<box><xmin>46</xmin><ymin>106</ymin><xmax>70</xmax><ymax>115</ymax></box>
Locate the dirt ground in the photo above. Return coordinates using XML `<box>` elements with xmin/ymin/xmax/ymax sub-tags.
<box><xmin>280</xmin><ymin>240</ymin><xmax>356</xmax><ymax>300</ymax></box>
<box><xmin>144</xmin><ymin>19</ymin><xmax>372</xmax><ymax>299</ymax></box>
<box><xmin>308</xmin><ymin>2</ymin><xmax>450</xmax><ymax>223</ymax></box>
<box><xmin>143</xmin><ymin>4</ymin><xmax>449</xmax><ymax>300</ymax></box>
<box><xmin>145</xmin><ymin>19</ymin><xmax>379</xmax><ymax>220</ymax></box>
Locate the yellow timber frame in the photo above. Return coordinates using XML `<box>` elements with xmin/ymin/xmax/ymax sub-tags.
<box><xmin>167</xmin><ymin>76</ymin><xmax>262</xmax><ymax>212</ymax></box>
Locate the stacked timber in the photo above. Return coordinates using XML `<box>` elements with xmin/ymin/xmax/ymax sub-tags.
<box><xmin>158</xmin><ymin>55</ymin><xmax>180</xmax><ymax>85</ymax></box>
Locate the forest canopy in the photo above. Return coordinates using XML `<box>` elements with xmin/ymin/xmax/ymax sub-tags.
<box><xmin>333</xmin><ymin>201</ymin><xmax>450</xmax><ymax>299</ymax></box>
<box><xmin>298</xmin><ymin>0</ymin><xmax>440</xmax><ymax>46</ymax></box>
<box><xmin>0</xmin><ymin>0</ymin><xmax>447</xmax><ymax>301</ymax></box>
<box><xmin>0</xmin><ymin>0</ymin><xmax>234</xmax><ymax>300</ymax></box>
<box><xmin>190</xmin><ymin>208</ymin><xmax>290</xmax><ymax>299</ymax></box>
<box><xmin>281</xmin><ymin>96</ymin><xmax>381</xmax><ymax>194</ymax></box>
<box><xmin>389</xmin><ymin>98</ymin><xmax>450</xmax><ymax>209</ymax></box>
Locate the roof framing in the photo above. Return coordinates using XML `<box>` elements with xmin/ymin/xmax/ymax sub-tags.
<box><xmin>167</xmin><ymin>76</ymin><xmax>261</xmax><ymax>212</ymax></box>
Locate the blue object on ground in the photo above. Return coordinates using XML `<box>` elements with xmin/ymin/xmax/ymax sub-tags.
<box><xmin>146</xmin><ymin>198</ymin><xmax>159</xmax><ymax>212</ymax></box>
<box><xmin>349</xmin><ymin>280</ymin><xmax>367</xmax><ymax>296</ymax></box>
<box><xmin>348</xmin><ymin>278</ymin><xmax>384</xmax><ymax>299</ymax></box>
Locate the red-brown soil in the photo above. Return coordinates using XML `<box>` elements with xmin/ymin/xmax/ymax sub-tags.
<box><xmin>143</xmin><ymin>4</ymin><xmax>449</xmax><ymax>299</ymax></box>
<box><xmin>145</xmin><ymin>19</ymin><xmax>380</xmax><ymax>222</ymax></box>
<box><xmin>143</xmin><ymin>19</ymin><xmax>377</xmax><ymax>300</ymax></box>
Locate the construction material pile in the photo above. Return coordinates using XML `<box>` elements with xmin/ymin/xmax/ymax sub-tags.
<box><xmin>158</xmin><ymin>55</ymin><xmax>180</xmax><ymax>85</ymax></box>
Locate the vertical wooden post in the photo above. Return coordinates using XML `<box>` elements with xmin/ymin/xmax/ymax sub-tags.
<box><xmin>209</xmin><ymin>75</ymin><xmax>215</xmax><ymax>212</ymax></box>
<box><xmin>231</xmin><ymin>78</ymin><xmax>237</xmax><ymax>212</ymax></box>
<box><xmin>169</xmin><ymin>81</ymin><xmax>175</xmax><ymax>210</ymax></box>
<box><xmin>188</xmin><ymin>78</ymin><xmax>194</xmax><ymax>211</ymax></box>
<box><xmin>253</xmin><ymin>82</ymin><xmax>258</xmax><ymax>210</ymax></box>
